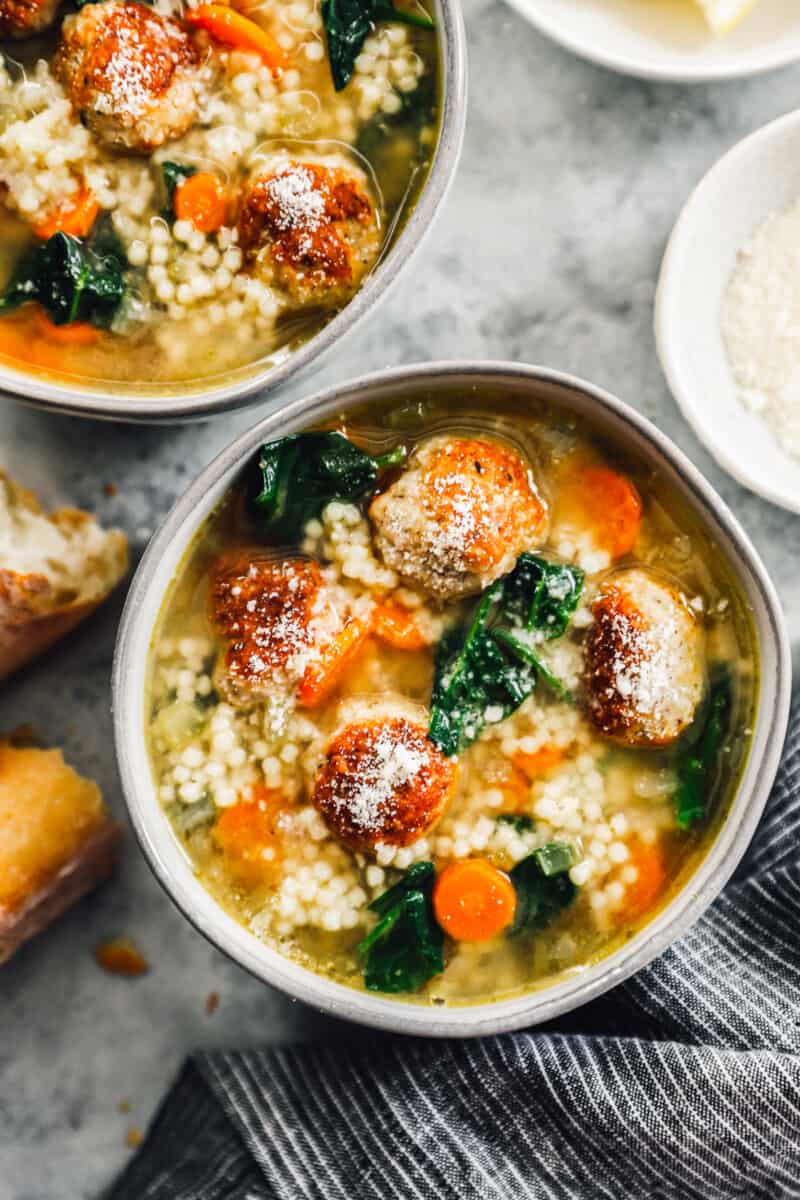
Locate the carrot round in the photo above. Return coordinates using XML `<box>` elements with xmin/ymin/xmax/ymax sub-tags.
<box><xmin>299</xmin><ymin>616</ymin><xmax>371</xmax><ymax>708</ymax></box>
<box><xmin>0</xmin><ymin>320</ymin><xmax>28</xmax><ymax>359</ymax></box>
<box><xmin>33</xmin><ymin>307</ymin><xmax>99</xmax><ymax>345</ymax></box>
<box><xmin>513</xmin><ymin>745</ymin><xmax>567</xmax><ymax>779</ymax></box>
<box><xmin>372</xmin><ymin>601</ymin><xmax>429</xmax><ymax>651</ymax></box>
<box><xmin>0</xmin><ymin>311</ymin><xmax>60</xmax><ymax>369</ymax></box>
<box><xmin>433</xmin><ymin>858</ymin><xmax>517</xmax><ymax>942</ymax></box>
<box><xmin>488</xmin><ymin>761</ymin><xmax>530</xmax><ymax>810</ymax></box>
<box><xmin>622</xmin><ymin>837</ymin><xmax>668</xmax><ymax>919</ymax></box>
<box><xmin>213</xmin><ymin>790</ymin><xmax>284</xmax><ymax>885</ymax></box>
<box><xmin>32</xmin><ymin>187</ymin><xmax>99</xmax><ymax>241</ymax></box>
<box><xmin>174</xmin><ymin>171</ymin><xmax>228</xmax><ymax>233</ymax></box>
<box><xmin>184</xmin><ymin>5</ymin><xmax>287</xmax><ymax>71</ymax></box>
<box><xmin>579</xmin><ymin>465</ymin><xmax>642</xmax><ymax>559</ymax></box>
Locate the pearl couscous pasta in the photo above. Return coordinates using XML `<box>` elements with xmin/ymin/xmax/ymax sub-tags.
<box><xmin>0</xmin><ymin>0</ymin><xmax>437</xmax><ymax>388</ymax></box>
<box><xmin>147</xmin><ymin>390</ymin><xmax>756</xmax><ymax>1004</ymax></box>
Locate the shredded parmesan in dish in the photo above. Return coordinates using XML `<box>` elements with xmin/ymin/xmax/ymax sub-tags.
<box><xmin>722</xmin><ymin>197</ymin><xmax>800</xmax><ymax>462</ymax></box>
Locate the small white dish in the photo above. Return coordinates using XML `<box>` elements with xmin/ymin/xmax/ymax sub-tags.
<box><xmin>656</xmin><ymin>109</ymin><xmax>800</xmax><ymax>514</ymax></box>
<box><xmin>505</xmin><ymin>0</ymin><xmax>800</xmax><ymax>83</ymax></box>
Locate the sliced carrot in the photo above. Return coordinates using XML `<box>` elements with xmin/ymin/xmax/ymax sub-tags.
<box><xmin>372</xmin><ymin>600</ymin><xmax>429</xmax><ymax>651</ymax></box>
<box><xmin>0</xmin><ymin>320</ymin><xmax>28</xmax><ymax>359</ymax></box>
<box><xmin>578</xmin><ymin>465</ymin><xmax>642</xmax><ymax>559</ymax></box>
<box><xmin>433</xmin><ymin>858</ymin><xmax>517</xmax><ymax>943</ymax></box>
<box><xmin>32</xmin><ymin>187</ymin><xmax>99</xmax><ymax>240</ymax></box>
<box><xmin>184</xmin><ymin>5</ymin><xmax>287</xmax><ymax>71</ymax></box>
<box><xmin>298</xmin><ymin>616</ymin><xmax>371</xmax><ymax>708</ymax></box>
<box><xmin>621</xmin><ymin>837</ymin><xmax>668</xmax><ymax>919</ymax></box>
<box><xmin>513</xmin><ymin>745</ymin><xmax>567</xmax><ymax>779</ymax></box>
<box><xmin>174</xmin><ymin>171</ymin><xmax>228</xmax><ymax>233</ymax></box>
<box><xmin>33</xmin><ymin>306</ymin><xmax>99</xmax><ymax>345</ymax></box>
<box><xmin>489</xmin><ymin>760</ymin><xmax>530</xmax><ymax>809</ymax></box>
<box><xmin>0</xmin><ymin>311</ymin><xmax>60</xmax><ymax>369</ymax></box>
<box><xmin>213</xmin><ymin>789</ymin><xmax>285</xmax><ymax>886</ymax></box>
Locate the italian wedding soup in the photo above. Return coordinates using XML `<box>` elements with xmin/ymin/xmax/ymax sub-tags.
<box><xmin>147</xmin><ymin>390</ymin><xmax>756</xmax><ymax>1004</ymax></box>
<box><xmin>0</xmin><ymin>0</ymin><xmax>438</xmax><ymax>389</ymax></box>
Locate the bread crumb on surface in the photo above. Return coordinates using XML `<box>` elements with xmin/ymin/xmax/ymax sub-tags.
<box><xmin>205</xmin><ymin>990</ymin><xmax>220</xmax><ymax>1015</ymax></box>
<box><xmin>125</xmin><ymin>1128</ymin><xmax>144</xmax><ymax>1149</ymax></box>
<box><xmin>118</xmin><ymin>1098</ymin><xmax>130</xmax><ymax>1114</ymax></box>
<box><xmin>103</xmin><ymin>482</ymin><xmax>118</xmax><ymax>498</ymax></box>
<box><xmin>94</xmin><ymin>937</ymin><xmax>149</xmax><ymax>977</ymax></box>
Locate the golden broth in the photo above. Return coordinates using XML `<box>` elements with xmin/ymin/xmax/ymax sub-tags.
<box><xmin>146</xmin><ymin>389</ymin><xmax>757</xmax><ymax>1005</ymax></box>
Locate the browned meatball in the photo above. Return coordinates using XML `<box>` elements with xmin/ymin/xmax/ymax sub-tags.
<box><xmin>55</xmin><ymin>0</ymin><xmax>205</xmax><ymax>153</ymax></box>
<box><xmin>209</xmin><ymin>551</ymin><xmax>323</xmax><ymax>706</ymax></box>
<box><xmin>0</xmin><ymin>0</ymin><xmax>61</xmax><ymax>40</ymax></box>
<box><xmin>237</xmin><ymin>158</ymin><xmax>380</xmax><ymax>306</ymax></box>
<box><xmin>310</xmin><ymin>704</ymin><xmax>457</xmax><ymax>852</ymax></box>
<box><xmin>584</xmin><ymin>567</ymin><xmax>704</xmax><ymax>747</ymax></box>
<box><xmin>369</xmin><ymin>435</ymin><xmax>548</xmax><ymax>602</ymax></box>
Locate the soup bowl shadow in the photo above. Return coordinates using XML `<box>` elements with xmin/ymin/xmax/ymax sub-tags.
<box><xmin>0</xmin><ymin>0</ymin><xmax>466</xmax><ymax>423</ymax></box>
<box><xmin>113</xmin><ymin>362</ymin><xmax>791</xmax><ymax>1036</ymax></box>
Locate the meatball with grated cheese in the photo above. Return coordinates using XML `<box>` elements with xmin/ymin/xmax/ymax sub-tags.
<box><xmin>237</xmin><ymin>157</ymin><xmax>381</xmax><ymax>307</ymax></box>
<box><xmin>309</xmin><ymin>699</ymin><xmax>457</xmax><ymax>852</ymax></box>
<box><xmin>369</xmin><ymin>435</ymin><xmax>548</xmax><ymax>602</ymax></box>
<box><xmin>208</xmin><ymin>551</ymin><xmax>325</xmax><ymax>707</ymax></box>
<box><xmin>584</xmin><ymin>567</ymin><xmax>704</xmax><ymax>747</ymax></box>
<box><xmin>0</xmin><ymin>0</ymin><xmax>61</xmax><ymax>40</ymax></box>
<box><xmin>55</xmin><ymin>0</ymin><xmax>206</xmax><ymax>153</ymax></box>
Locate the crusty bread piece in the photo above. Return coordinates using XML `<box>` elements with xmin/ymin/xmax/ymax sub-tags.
<box><xmin>0</xmin><ymin>740</ymin><xmax>119</xmax><ymax>963</ymax></box>
<box><xmin>0</xmin><ymin>470</ymin><xmax>128</xmax><ymax>679</ymax></box>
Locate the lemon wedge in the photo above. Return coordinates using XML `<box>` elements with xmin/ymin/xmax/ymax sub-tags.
<box><xmin>694</xmin><ymin>0</ymin><xmax>760</xmax><ymax>35</ymax></box>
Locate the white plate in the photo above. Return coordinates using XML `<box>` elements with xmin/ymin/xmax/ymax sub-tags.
<box><xmin>505</xmin><ymin>0</ymin><xmax>800</xmax><ymax>82</ymax></box>
<box><xmin>655</xmin><ymin>110</ymin><xmax>800</xmax><ymax>514</ymax></box>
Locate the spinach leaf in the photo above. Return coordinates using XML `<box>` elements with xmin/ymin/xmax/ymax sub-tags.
<box><xmin>509</xmin><ymin>842</ymin><xmax>576</xmax><ymax>936</ymax></box>
<box><xmin>492</xmin><ymin>630</ymin><xmax>572</xmax><ymax>701</ymax></box>
<box><xmin>322</xmin><ymin>0</ymin><xmax>435</xmax><ymax>92</ymax></box>
<box><xmin>497</xmin><ymin>813</ymin><xmax>535</xmax><ymax>833</ymax></box>
<box><xmin>428</xmin><ymin>556</ymin><xmax>584</xmax><ymax>755</ymax></box>
<box><xmin>359</xmin><ymin>861</ymin><xmax>443</xmax><ymax>993</ymax></box>
<box><xmin>248</xmin><ymin>431</ymin><xmax>404</xmax><ymax>544</ymax></box>
<box><xmin>428</xmin><ymin>592</ymin><xmax>539</xmax><ymax>756</ymax></box>
<box><xmin>195</xmin><ymin>688</ymin><xmax>220</xmax><ymax>712</ymax></box>
<box><xmin>530</xmin><ymin>842</ymin><xmax>574</xmax><ymax>877</ymax></box>
<box><xmin>161</xmin><ymin>161</ymin><xmax>197</xmax><ymax>216</ymax></box>
<box><xmin>502</xmin><ymin>553</ymin><xmax>584</xmax><ymax>640</ymax></box>
<box><xmin>0</xmin><ymin>232</ymin><xmax>124</xmax><ymax>327</ymax></box>
<box><xmin>90</xmin><ymin>211</ymin><xmax>128</xmax><ymax>265</ymax></box>
<box><xmin>673</xmin><ymin>668</ymin><xmax>732</xmax><ymax>830</ymax></box>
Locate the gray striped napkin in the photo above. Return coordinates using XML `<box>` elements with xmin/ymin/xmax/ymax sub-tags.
<box><xmin>110</xmin><ymin>697</ymin><xmax>800</xmax><ymax>1200</ymax></box>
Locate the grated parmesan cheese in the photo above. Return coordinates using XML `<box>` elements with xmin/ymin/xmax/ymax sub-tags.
<box><xmin>330</xmin><ymin>727</ymin><xmax>428</xmax><ymax>835</ymax></box>
<box><xmin>722</xmin><ymin>197</ymin><xmax>800</xmax><ymax>461</ymax></box>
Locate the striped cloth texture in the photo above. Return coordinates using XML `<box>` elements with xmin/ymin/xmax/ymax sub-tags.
<box><xmin>110</xmin><ymin>697</ymin><xmax>800</xmax><ymax>1200</ymax></box>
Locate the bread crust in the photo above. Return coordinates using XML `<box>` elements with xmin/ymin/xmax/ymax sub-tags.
<box><xmin>0</xmin><ymin>818</ymin><xmax>118</xmax><ymax>963</ymax></box>
<box><xmin>0</xmin><ymin>475</ymin><xmax>128</xmax><ymax>680</ymax></box>
<box><xmin>0</xmin><ymin>740</ymin><xmax>120</xmax><ymax>963</ymax></box>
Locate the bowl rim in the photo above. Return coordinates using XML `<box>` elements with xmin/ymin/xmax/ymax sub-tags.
<box><xmin>655</xmin><ymin>107</ymin><xmax>800</xmax><ymax>516</ymax></box>
<box><xmin>0</xmin><ymin>0</ymin><xmax>467</xmax><ymax>423</ymax></box>
<box><xmin>113</xmin><ymin>360</ymin><xmax>792</xmax><ymax>1037</ymax></box>
<box><xmin>503</xmin><ymin>0</ymin><xmax>800</xmax><ymax>83</ymax></box>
